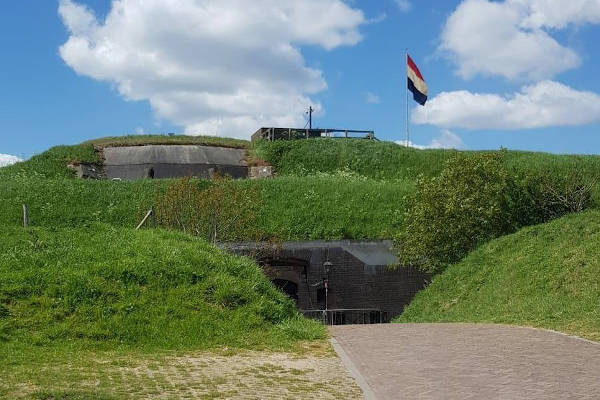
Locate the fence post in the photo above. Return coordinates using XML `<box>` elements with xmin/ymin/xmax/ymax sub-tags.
<box><xmin>23</xmin><ymin>204</ymin><xmax>29</xmax><ymax>228</ymax></box>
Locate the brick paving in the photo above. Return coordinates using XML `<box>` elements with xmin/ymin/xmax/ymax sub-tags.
<box><xmin>330</xmin><ymin>323</ymin><xmax>600</xmax><ymax>400</ymax></box>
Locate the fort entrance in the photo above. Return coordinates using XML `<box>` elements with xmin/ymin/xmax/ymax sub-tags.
<box><xmin>224</xmin><ymin>240</ymin><xmax>428</xmax><ymax>324</ymax></box>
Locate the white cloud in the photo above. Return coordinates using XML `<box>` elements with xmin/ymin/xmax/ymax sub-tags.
<box><xmin>394</xmin><ymin>0</ymin><xmax>412</xmax><ymax>12</ymax></box>
<box><xmin>58</xmin><ymin>0</ymin><xmax>366</xmax><ymax>139</ymax></box>
<box><xmin>395</xmin><ymin>130</ymin><xmax>463</xmax><ymax>149</ymax></box>
<box><xmin>413</xmin><ymin>80</ymin><xmax>600</xmax><ymax>130</ymax></box>
<box><xmin>515</xmin><ymin>0</ymin><xmax>600</xmax><ymax>29</ymax></box>
<box><xmin>0</xmin><ymin>154</ymin><xmax>22</xmax><ymax>167</ymax></box>
<box><xmin>365</xmin><ymin>92</ymin><xmax>381</xmax><ymax>104</ymax></box>
<box><xmin>440</xmin><ymin>0</ymin><xmax>600</xmax><ymax>81</ymax></box>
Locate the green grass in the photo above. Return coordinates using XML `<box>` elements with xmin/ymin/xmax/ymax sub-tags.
<box><xmin>3</xmin><ymin>138</ymin><xmax>600</xmax><ymax>240</ymax></box>
<box><xmin>253</xmin><ymin>138</ymin><xmax>455</xmax><ymax>180</ymax></box>
<box><xmin>0</xmin><ymin>224</ymin><xmax>323</xmax><ymax>351</ymax></box>
<box><xmin>0</xmin><ymin>175</ymin><xmax>165</xmax><ymax>228</ymax></box>
<box><xmin>0</xmin><ymin>143</ymin><xmax>101</xmax><ymax>178</ymax></box>
<box><xmin>0</xmin><ymin>141</ymin><xmax>413</xmax><ymax>239</ymax></box>
<box><xmin>254</xmin><ymin>138</ymin><xmax>600</xmax><ymax>183</ymax></box>
<box><xmin>396</xmin><ymin>209</ymin><xmax>600</xmax><ymax>341</ymax></box>
<box><xmin>251</xmin><ymin>173</ymin><xmax>412</xmax><ymax>240</ymax></box>
<box><xmin>87</xmin><ymin>134</ymin><xmax>249</xmax><ymax>149</ymax></box>
<box><xmin>0</xmin><ymin>173</ymin><xmax>409</xmax><ymax>240</ymax></box>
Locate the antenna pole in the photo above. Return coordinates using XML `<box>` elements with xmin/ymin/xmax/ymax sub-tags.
<box><xmin>308</xmin><ymin>106</ymin><xmax>313</xmax><ymax>130</ymax></box>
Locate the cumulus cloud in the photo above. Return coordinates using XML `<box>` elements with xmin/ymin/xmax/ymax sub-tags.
<box><xmin>395</xmin><ymin>130</ymin><xmax>463</xmax><ymax>149</ymax></box>
<box><xmin>440</xmin><ymin>0</ymin><xmax>600</xmax><ymax>81</ymax></box>
<box><xmin>0</xmin><ymin>154</ymin><xmax>22</xmax><ymax>167</ymax></box>
<box><xmin>394</xmin><ymin>0</ymin><xmax>412</xmax><ymax>12</ymax></box>
<box><xmin>365</xmin><ymin>92</ymin><xmax>381</xmax><ymax>104</ymax></box>
<box><xmin>516</xmin><ymin>0</ymin><xmax>600</xmax><ymax>29</ymax></box>
<box><xmin>58</xmin><ymin>0</ymin><xmax>366</xmax><ymax>138</ymax></box>
<box><xmin>413</xmin><ymin>80</ymin><xmax>600</xmax><ymax>130</ymax></box>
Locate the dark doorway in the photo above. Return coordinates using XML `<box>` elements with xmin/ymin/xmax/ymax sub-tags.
<box><xmin>147</xmin><ymin>168</ymin><xmax>155</xmax><ymax>179</ymax></box>
<box><xmin>272</xmin><ymin>279</ymin><xmax>299</xmax><ymax>302</ymax></box>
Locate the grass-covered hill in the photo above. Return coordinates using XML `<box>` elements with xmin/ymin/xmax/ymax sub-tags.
<box><xmin>254</xmin><ymin>138</ymin><xmax>600</xmax><ymax>183</ymax></box>
<box><xmin>0</xmin><ymin>137</ymin><xmax>413</xmax><ymax>240</ymax></box>
<box><xmin>0</xmin><ymin>223</ymin><xmax>322</xmax><ymax>352</ymax></box>
<box><xmin>396</xmin><ymin>209</ymin><xmax>600</xmax><ymax>341</ymax></box>
<box><xmin>3</xmin><ymin>136</ymin><xmax>600</xmax><ymax>241</ymax></box>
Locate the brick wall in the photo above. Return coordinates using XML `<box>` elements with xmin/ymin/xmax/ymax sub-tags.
<box><xmin>228</xmin><ymin>241</ymin><xmax>428</xmax><ymax>322</ymax></box>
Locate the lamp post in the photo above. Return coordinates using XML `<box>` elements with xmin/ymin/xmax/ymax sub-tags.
<box><xmin>323</xmin><ymin>260</ymin><xmax>332</xmax><ymax>312</ymax></box>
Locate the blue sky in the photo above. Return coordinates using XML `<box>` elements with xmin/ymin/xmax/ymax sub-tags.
<box><xmin>2</xmin><ymin>0</ymin><xmax>600</xmax><ymax>162</ymax></box>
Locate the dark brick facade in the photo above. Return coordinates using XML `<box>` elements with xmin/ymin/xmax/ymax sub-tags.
<box><xmin>225</xmin><ymin>240</ymin><xmax>428</xmax><ymax>323</ymax></box>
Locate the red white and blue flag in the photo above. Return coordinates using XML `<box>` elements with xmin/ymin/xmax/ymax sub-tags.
<box><xmin>407</xmin><ymin>54</ymin><xmax>427</xmax><ymax>106</ymax></box>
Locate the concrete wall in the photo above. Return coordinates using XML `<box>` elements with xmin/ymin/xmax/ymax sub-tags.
<box><xmin>104</xmin><ymin>163</ymin><xmax>248</xmax><ymax>180</ymax></box>
<box><xmin>102</xmin><ymin>145</ymin><xmax>249</xmax><ymax>180</ymax></box>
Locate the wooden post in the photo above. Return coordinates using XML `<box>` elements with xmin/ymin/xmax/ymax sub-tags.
<box><xmin>23</xmin><ymin>204</ymin><xmax>29</xmax><ymax>228</ymax></box>
<box><xmin>136</xmin><ymin>209</ymin><xmax>154</xmax><ymax>230</ymax></box>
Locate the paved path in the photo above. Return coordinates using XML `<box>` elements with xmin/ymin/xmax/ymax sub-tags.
<box><xmin>330</xmin><ymin>323</ymin><xmax>600</xmax><ymax>400</ymax></box>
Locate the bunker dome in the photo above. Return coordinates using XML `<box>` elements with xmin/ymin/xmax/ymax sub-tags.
<box><xmin>102</xmin><ymin>145</ymin><xmax>248</xmax><ymax>180</ymax></box>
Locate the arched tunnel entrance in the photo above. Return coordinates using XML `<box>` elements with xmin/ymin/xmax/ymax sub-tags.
<box><xmin>260</xmin><ymin>257</ymin><xmax>311</xmax><ymax>309</ymax></box>
<box><xmin>272</xmin><ymin>279</ymin><xmax>299</xmax><ymax>302</ymax></box>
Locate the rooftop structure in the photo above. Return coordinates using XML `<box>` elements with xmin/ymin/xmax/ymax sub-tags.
<box><xmin>251</xmin><ymin>127</ymin><xmax>376</xmax><ymax>142</ymax></box>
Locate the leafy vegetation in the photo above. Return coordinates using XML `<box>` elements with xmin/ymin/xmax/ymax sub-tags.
<box><xmin>0</xmin><ymin>224</ymin><xmax>323</xmax><ymax>350</ymax></box>
<box><xmin>155</xmin><ymin>177</ymin><xmax>262</xmax><ymax>243</ymax></box>
<box><xmin>396</xmin><ymin>151</ymin><xmax>596</xmax><ymax>274</ymax></box>
<box><xmin>396</xmin><ymin>209</ymin><xmax>600</xmax><ymax>342</ymax></box>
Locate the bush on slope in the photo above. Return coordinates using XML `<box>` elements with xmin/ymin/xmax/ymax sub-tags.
<box><xmin>396</xmin><ymin>210</ymin><xmax>600</xmax><ymax>341</ymax></box>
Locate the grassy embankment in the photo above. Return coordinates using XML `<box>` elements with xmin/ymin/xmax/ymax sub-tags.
<box><xmin>0</xmin><ymin>138</ymin><xmax>414</xmax><ymax>240</ymax></box>
<box><xmin>3</xmin><ymin>135</ymin><xmax>600</xmax><ymax>395</ymax></box>
<box><xmin>396</xmin><ymin>209</ymin><xmax>600</xmax><ymax>341</ymax></box>
<box><xmin>6</xmin><ymin>137</ymin><xmax>600</xmax><ymax>240</ymax></box>
<box><xmin>0</xmin><ymin>136</ymin><xmax>328</xmax><ymax>398</ymax></box>
<box><xmin>0</xmin><ymin>224</ymin><xmax>325</xmax><ymax>398</ymax></box>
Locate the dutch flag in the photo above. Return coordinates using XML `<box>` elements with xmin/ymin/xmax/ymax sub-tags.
<box><xmin>407</xmin><ymin>54</ymin><xmax>427</xmax><ymax>106</ymax></box>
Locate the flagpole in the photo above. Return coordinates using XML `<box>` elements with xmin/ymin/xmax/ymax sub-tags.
<box><xmin>406</xmin><ymin>48</ymin><xmax>409</xmax><ymax>147</ymax></box>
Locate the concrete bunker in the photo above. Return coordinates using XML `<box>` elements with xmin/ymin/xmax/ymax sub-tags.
<box><xmin>102</xmin><ymin>145</ymin><xmax>249</xmax><ymax>180</ymax></box>
<box><xmin>225</xmin><ymin>240</ymin><xmax>428</xmax><ymax>324</ymax></box>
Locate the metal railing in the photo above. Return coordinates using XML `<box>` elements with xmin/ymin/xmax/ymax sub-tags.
<box><xmin>301</xmin><ymin>309</ymin><xmax>387</xmax><ymax>325</ymax></box>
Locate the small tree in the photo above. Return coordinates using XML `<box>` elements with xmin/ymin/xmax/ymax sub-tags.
<box><xmin>155</xmin><ymin>177</ymin><xmax>263</xmax><ymax>243</ymax></box>
<box><xmin>396</xmin><ymin>152</ymin><xmax>597</xmax><ymax>275</ymax></box>
<box><xmin>396</xmin><ymin>151</ymin><xmax>519</xmax><ymax>274</ymax></box>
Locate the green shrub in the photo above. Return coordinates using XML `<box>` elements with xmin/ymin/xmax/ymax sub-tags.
<box><xmin>397</xmin><ymin>151</ymin><xmax>596</xmax><ymax>274</ymax></box>
<box><xmin>155</xmin><ymin>177</ymin><xmax>262</xmax><ymax>242</ymax></box>
<box><xmin>515</xmin><ymin>162</ymin><xmax>597</xmax><ymax>225</ymax></box>
<box><xmin>396</xmin><ymin>152</ymin><xmax>517</xmax><ymax>274</ymax></box>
